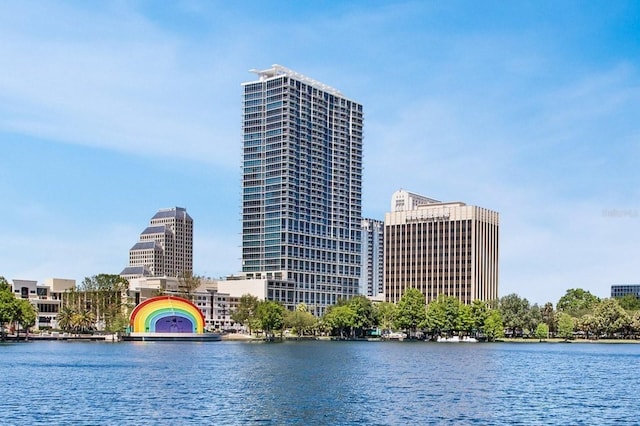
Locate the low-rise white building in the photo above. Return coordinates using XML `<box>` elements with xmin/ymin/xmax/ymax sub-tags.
<box><xmin>10</xmin><ymin>278</ymin><xmax>76</xmax><ymax>329</ymax></box>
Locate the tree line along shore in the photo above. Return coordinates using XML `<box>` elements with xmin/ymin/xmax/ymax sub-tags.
<box><xmin>2</xmin><ymin>275</ymin><xmax>640</xmax><ymax>342</ymax></box>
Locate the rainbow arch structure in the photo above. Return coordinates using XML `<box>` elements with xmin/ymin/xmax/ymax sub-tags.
<box><xmin>129</xmin><ymin>296</ymin><xmax>205</xmax><ymax>334</ymax></box>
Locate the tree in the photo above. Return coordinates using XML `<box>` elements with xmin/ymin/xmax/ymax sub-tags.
<box><xmin>614</xmin><ymin>294</ymin><xmax>640</xmax><ymax>313</ymax></box>
<box><xmin>57</xmin><ymin>306</ymin><xmax>76</xmax><ymax>333</ymax></box>
<box><xmin>375</xmin><ymin>302</ymin><xmax>397</xmax><ymax>332</ymax></box>
<box><xmin>16</xmin><ymin>299</ymin><xmax>37</xmax><ymax>339</ymax></box>
<box><xmin>67</xmin><ymin>274</ymin><xmax>130</xmax><ymax>332</ymax></box>
<box><xmin>177</xmin><ymin>272</ymin><xmax>202</xmax><ymax>299</ymax></box>
<box><xmin>470</xmin><ymin>300</ymin><xmax>490</xmax><ymax>336</ymax></box>
<box><xmin>524</xmin><ymin>303</ymin><xmax>543</xmax><ymax>337</ymax></box>
<box><xmin>499</xmin><ymin>294</ymin><xmax>530</xmax><ymax>337</ymax></box>
<box><xmin>575</xmin><ymin>314</ymin><xmax>601</xmax><ymax>340</ymax></box>
<box><xmin>557</xmin><ymin>288</ymin><xmax>599</xmax><ymax>318</ymax></box>
<box><xmin>594</xmin><ymin>298</ymin><xmax>628</xmax><ymax>338</ymax></box>
<box><xmin>285</xmin><ymin>305</ymin><xmax>317</xmax><ymax>337</ymax></box>
<box><xmin>542</xmin><ymin>302</ymin><xmax>557</xmax><ymax>334</ymax></box>
<box><xmin>73</xmin><ymin>310</ymin><xmax>96</xmax><ymax>333</ymax></box>
<box><xmin>255</xmin><ymin>301</ymin><xmax>285</xmax><ymax>339</ymax></box>
<box><xmin>346</xmin><ymin>296</ymin><xmax>378</xmax><ymax>338</ymax></box>
<box><xmin>423</xmin><ymin>297</ymin><xmax>446</xmax><ymax>335</ymax></box>
<box><xmin>631</xmin><ymin>311</ymin><xmax>640</xmax><ymax>338</ymax></box>
<box><xmin>323</xmin><ymin>304</ymin><xmax>356</xmax><ymax>338</ymax></box>
<box><xmin>231</xmin><ymin>294</ymin><xmax>260</xmax><ymax>334</ymax></box>
<box><xmin>0</xmin><ymin>278</ymin><xmax>20</xmax><ymax>341</ymax></box>
<box><xmin>395</xmin><ymin>288</ymin><xmax>426</xmax><ymax>335</ymax></box>
<box><xmin>535</xmin><ymin>323</ymin><xmax>549</xmax><ymax>342</ymax></box>
<box><xmin>484</xmin><ymin>310</ymin><xmax>504</xmax><ymax>342</ymax></box>
<box><xmin>557</xmin><ymin>312</ymin><xmax>575</xmax><ymax>341</ymax></box>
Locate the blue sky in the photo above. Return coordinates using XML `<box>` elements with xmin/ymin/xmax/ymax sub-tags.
<box><xmin>1</xmin><ymin>1</ymin><xmax>638</xmax><ymax>305</ymax></box>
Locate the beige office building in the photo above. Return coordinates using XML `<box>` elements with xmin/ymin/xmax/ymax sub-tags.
<box><xmin>384</xmin><ymin>190</ymin><xmax>499</xmax><ymax>305</ymax></box>
<box><xmin>121</xmin><ymin>207</ymin><xmax>193</xmax><ymax>279</ymax></box>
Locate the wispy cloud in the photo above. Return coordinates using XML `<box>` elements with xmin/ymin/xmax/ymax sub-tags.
<box><xmin>0</xmin><ymin>2</ymin><xmax>242</xmax><ymax>167</ymax></box>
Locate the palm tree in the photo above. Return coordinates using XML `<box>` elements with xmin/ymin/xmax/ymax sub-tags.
<box><xmin>76</xmin><ymin>310</ymin><xmax>96</xmax><ymax>334</ymax></box>
<box><xmin>57</xmin><ymin>306</ymin><xmax>76</xmax><ymax>332</ymax></box>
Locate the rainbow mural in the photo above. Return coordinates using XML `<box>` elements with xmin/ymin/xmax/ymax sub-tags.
<box><xmin>129</xmin><ymin>296</ymin><xmax>205</xmax><ymax>334</ymax></box>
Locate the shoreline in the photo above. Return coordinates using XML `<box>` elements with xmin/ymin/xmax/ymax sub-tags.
<box><xmin>4</xmin><ymin>333</ymin><xmax>640</xmax><ymax>344</ymax></box>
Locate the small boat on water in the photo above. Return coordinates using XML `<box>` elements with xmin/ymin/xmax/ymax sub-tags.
<box><xmin>436</xmin><ymin>335</ymin><xmax>478</xmax><ymax>343</ymax></box>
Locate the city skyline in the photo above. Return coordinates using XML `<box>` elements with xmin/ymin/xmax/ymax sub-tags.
<box><xmin>1</xmin><ymin>2</ymin><xmax>639</xmax><ymax>305</ymax></box>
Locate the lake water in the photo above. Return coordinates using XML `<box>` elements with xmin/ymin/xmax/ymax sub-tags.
<box><xmin>1</xmin><ymin>340</ymin><xmax>639</xmax><ymax>425</ymax></box>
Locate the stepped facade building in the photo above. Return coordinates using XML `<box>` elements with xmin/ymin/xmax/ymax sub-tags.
<box><xmin>384</xmin><ymin>190</ymin><xmax>499</xmax><ymax>305</ymax></box>
<box><xmin>121</xmin><ymin>207</ymin><xmax>193</xmax><ymax>279</ymax></box>
<box><xmin>240</xmin><ymin>65</ymin><xmax>363</xmax><ymax>315</ymax></box>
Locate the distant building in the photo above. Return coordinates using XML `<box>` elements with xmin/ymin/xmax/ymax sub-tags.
<box><xmin>239</xmin><ymin>65</ymin><xmax>364</xmax><ymax>315</ymax></box>
<box><xmin>121</xmin><ymin>207</ymin><xmax>193</xmax><ymax>279</ymax></box>
<box><xmin>611</xmin><ymin>285</ymin><xmax>640</xmax><ymax>298</ymax></box>
<box><xmin>384</xmin><ymin>190</ymin><xmax>499</xmax><ymax>305</ymax></box>
<box><xmin>361</xmin><ymin>218</ymin><xmax>384</xmax><ymax>297</ymax></box>
<box><xmin>9</xmin><ymin>278</ymin><xmax>75</xmax><ymax>329</ymax></box>
<box><xmin>391</xmin><ymin>189</ymin><xmax>440</xmax><ymax>212</ymax></box>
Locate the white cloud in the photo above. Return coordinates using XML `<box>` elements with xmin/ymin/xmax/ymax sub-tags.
<box><xmin>0</xmin><ymin>2</ymin><xmax>242</xmax><ymax>168</ymax></box>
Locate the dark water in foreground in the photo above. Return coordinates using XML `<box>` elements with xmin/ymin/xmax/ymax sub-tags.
<box><xmin>1</xmin><ymin>340</ymin><xmax>639</xmax><ymax>425</ymax></box>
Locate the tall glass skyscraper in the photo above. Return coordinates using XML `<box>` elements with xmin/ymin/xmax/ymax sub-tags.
<box><xmin>241</xmin><ymin>65</ymin><xmax>363</xmax><ymax>315</ymax></box>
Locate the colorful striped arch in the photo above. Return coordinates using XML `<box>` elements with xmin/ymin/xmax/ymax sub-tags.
<box><xmin>129</xmin><ymin>296</ymin><xmax>205</xmax><ymax>334</ymax></box>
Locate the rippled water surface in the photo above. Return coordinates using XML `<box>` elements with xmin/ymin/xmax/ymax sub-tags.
<box><xmin>2</xmin><ymin>340</ymin><xmax>639</xmax><ymax>425</ymax></box>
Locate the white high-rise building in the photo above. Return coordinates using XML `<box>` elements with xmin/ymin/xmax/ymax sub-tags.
<box><xmin>240</xmin><ymin>65</ymin><xmax>364</xmax><ymax>315</ymax></box>
<box><xmin>121</xmin><ymin>207</ymin><xmax>193</xmax><ymax>279</ymax></box>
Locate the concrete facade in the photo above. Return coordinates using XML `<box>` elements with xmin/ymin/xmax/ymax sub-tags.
<box><xmin>121</xmin><ymin>207</ymin><xmax>193</xmax><ymax>280</ymax></box>
<box><xmin>10</xmin><ymin>278</ymin><xmax>76</xmax><ymax>329</ymax></box>
<box><xmin>384</xmin><ymin>190</ymin><xmax>499</xmax><ymax>305</ymax></box>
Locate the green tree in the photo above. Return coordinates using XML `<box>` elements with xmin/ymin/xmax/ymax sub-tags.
<box><xmin>484</xmin><ymin>310</ymin><xmax>504</xmax><ymax>342</ymax></box>
<box><xmin>499</xmin><ymin>293</ymin><xmax>530</xmax><ymax>337</ymax></box>
<box><xmin>524</xmin><ymin>303</ymin><xmax>543</xmax><ymax>337</ymax></box>
<box><xmin>395</xmin><ymin>288</ymin><xmax>426</xmax><ymax>335</ymax></box>
<box><xmin>0</xmin><ymin>278</ymin><xmax>19</xmax><ymax>341</ymax></box>
<box><xmin>557</xmin><ymin>312</ymin><xmax>575</xmax><ymax>340</ymax></box>
<box><xmin>614</xmin><ymin>294</ymin><xmax>640</xmax><ymax>313</ymax></box>
<box><xmin>459</xmin><ymin>304</ymin><xmax>474</xmax><ymax>335</ymax></box>
<box><xmin>423</xmin><ymin>297</ymin><xmax>446</xmax><ymax>335</ymax></box>
<box><xmin>375</xmin><ymin>302</ymin><xmax>397</xmax><ymax>333</ymax></box>
<box><xmin>542</xmin><ymin>302</ymin><xmax>557</xmax><ymax>334</ymax></box>
<box><xmin>231</xmin><ymin>294</ymin><xmax>260</xmax><ymax>334</ymax></box>
<box><xmin>16</xmin><ymin>299</ymin><xmax>37</xmax><ymax>339</ymax></box>
<box><xmin>285</xmin><ymin>309</ymin><xmax>317</xmax><ymax>337</ymax></box>
<box><xmin>346</xmin><ymin>296</ymin><xmax>378</xmax><ymax>338</ymax></box>
<box><xmin>535</xmin><ymin>323</ymin><xmax>549</xmax><ymax>341</ymax></box>
<box><xmin>470</xmin><ymin>299</ymin><xmax>490</xmax><ymax>336</ymax></box>
<box><xmin>69</xmin><ymin>274</ymin><xmax>130</xmax><ymax>332</ymax></box>
<box><xmin>323</xmin><ymin>304</ymin><xmax>356</xmax><ymax>338</ymax></box>
<box><xmin>575</xmin><ymin>314</ymin><xmax>601</xmax><ymax>340</ymax></box>
<box><xmin>74</xmin><ymin>310</ymin><xmax>96</xmax><ymax>333</ymax></box>
<box><xmin>631</xmin><ymin>311</ymin><xmax>640</xmax><ymax>337</ymax></box>
<box><xmin>557</xmin><ymin>288</ymin><xmax>599</xmax><ymax>318</ymax></box>
<box><xmin>256</xmin><ymin>300</ymin><xmax>285</xmax><ymax>339</ymax></box>
<box><xmin>594</xmin><ymin>298</ymin><xmax>628</xmax><ymax>338</ymax></box>
<box><xmin>57</xmin><ymin>306</ymin><xmax>76</xmax><ymax>332</ymax></box>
